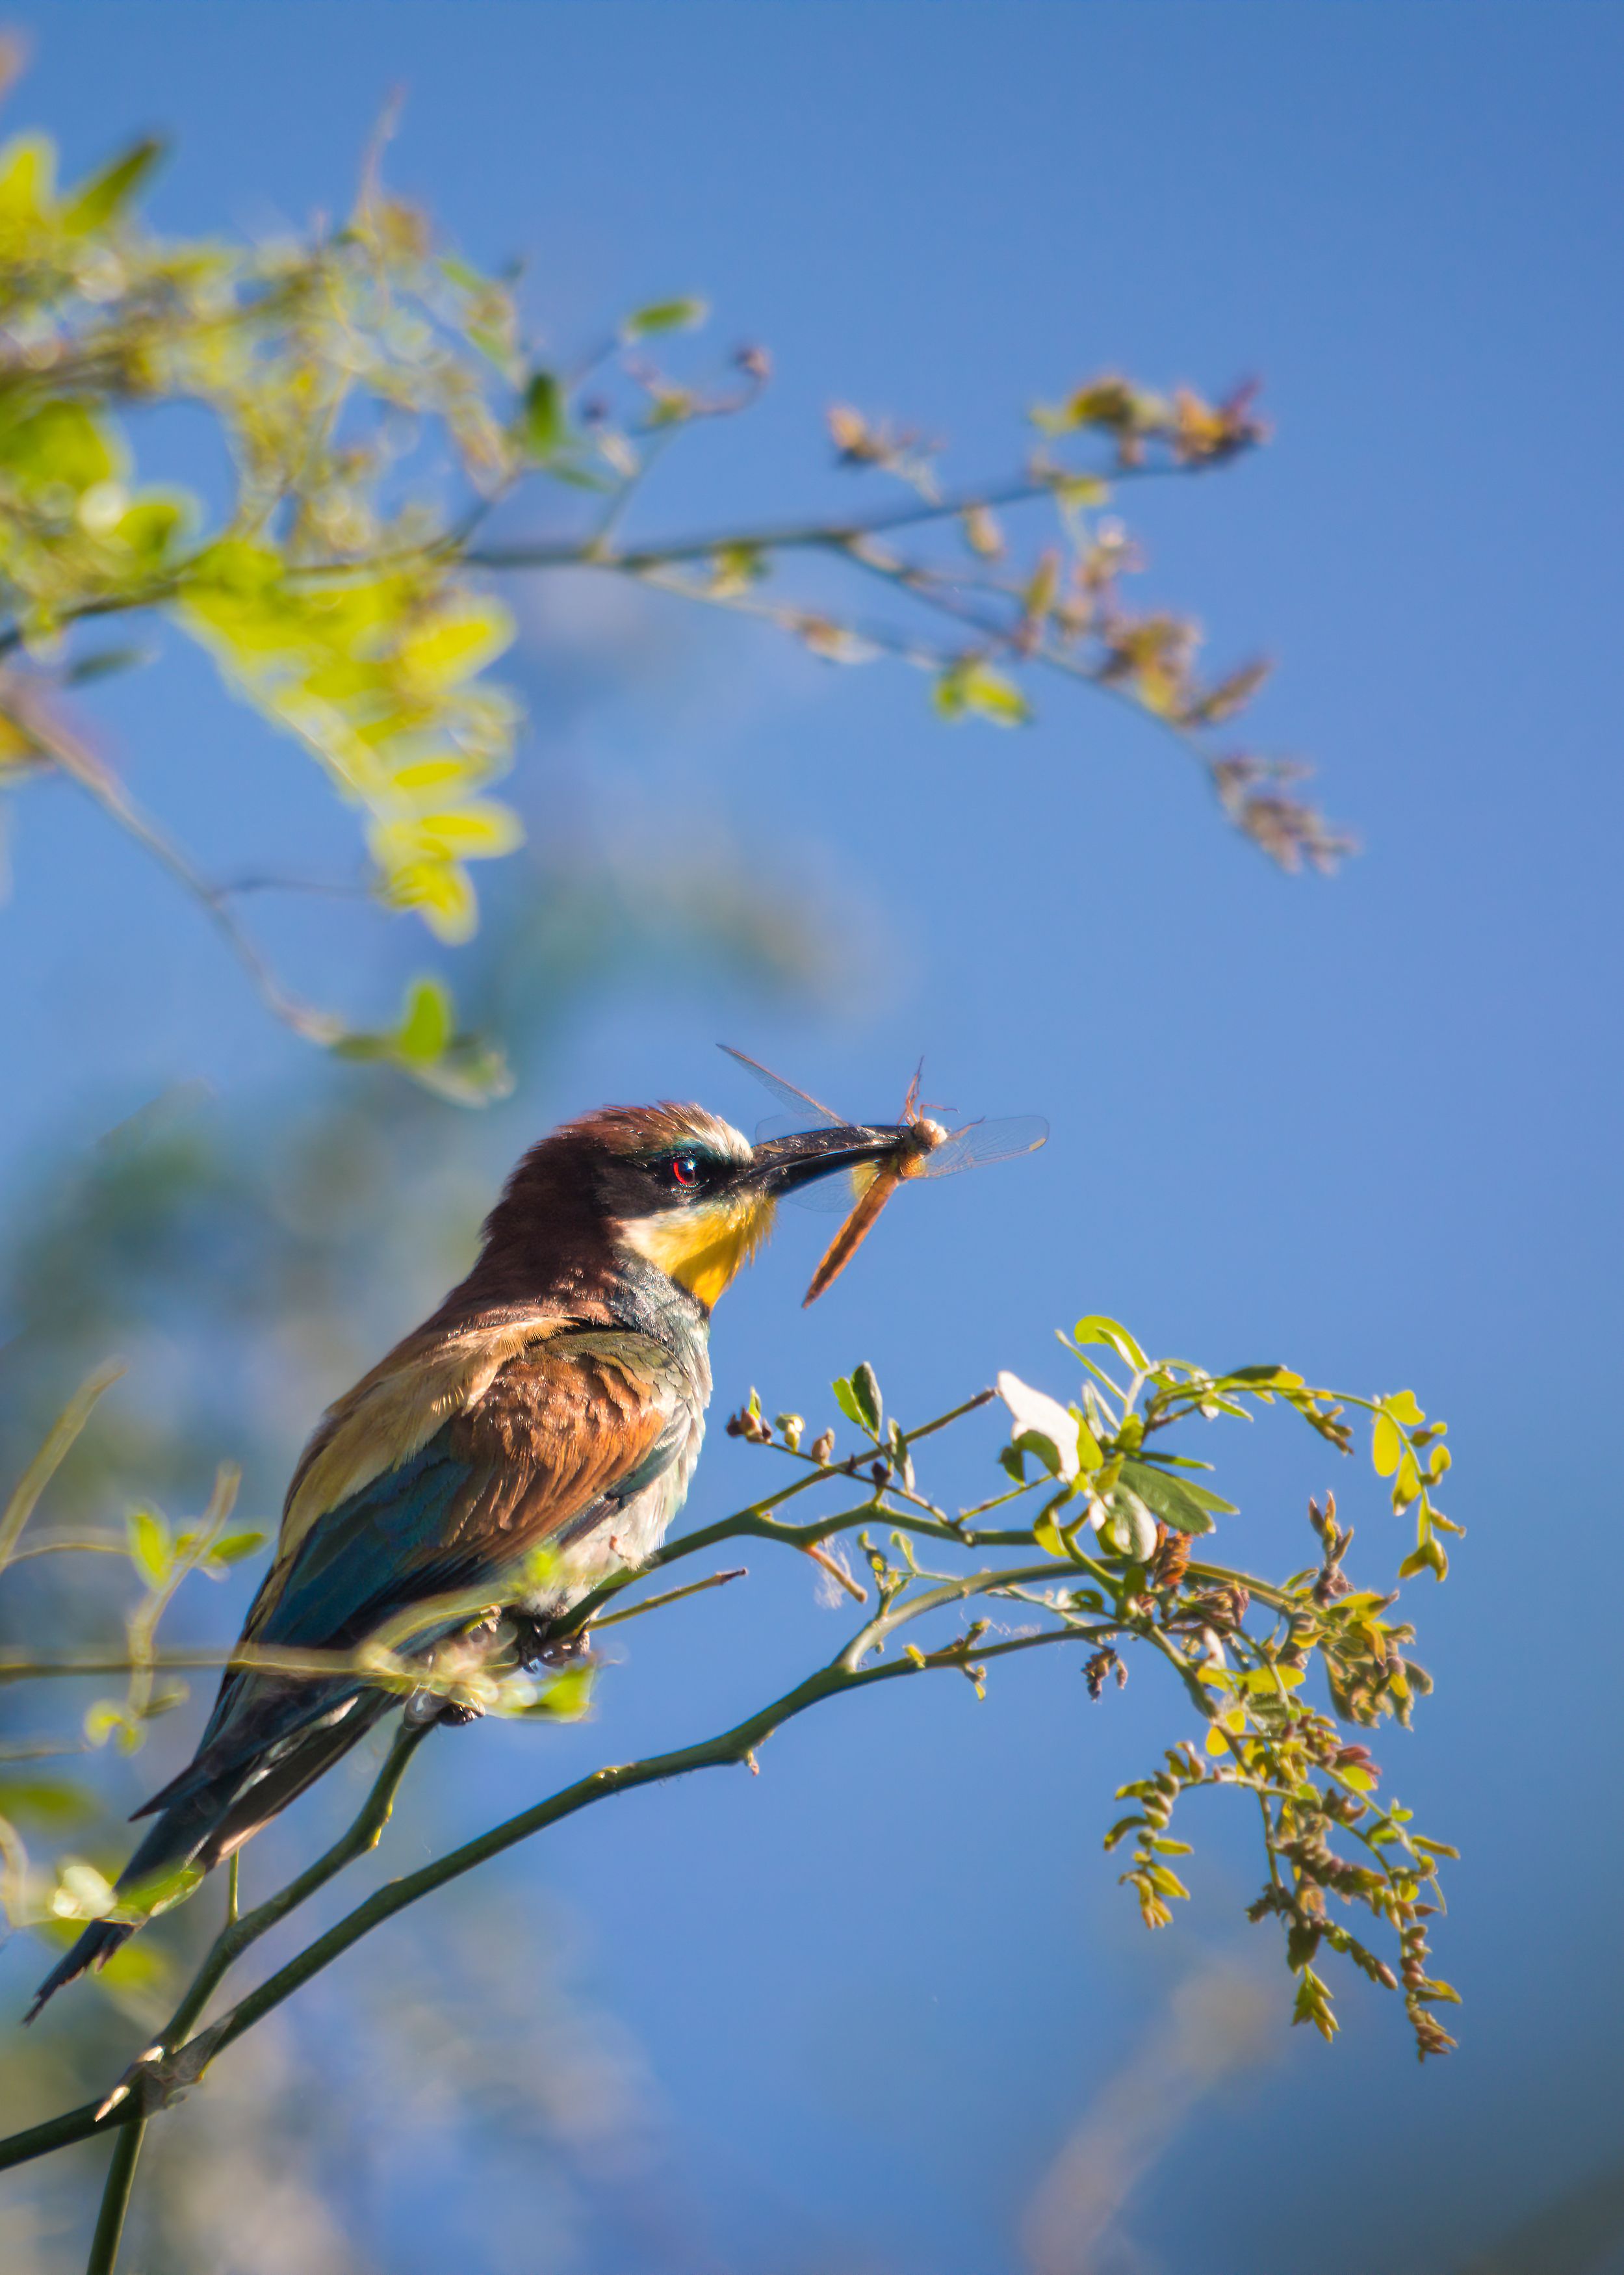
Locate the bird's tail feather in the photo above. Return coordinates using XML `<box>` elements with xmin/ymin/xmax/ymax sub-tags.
<box><xmin>25</xmin><ymin>1694</ymin><xmax>392</xmax><ymax>2021</ymax></box>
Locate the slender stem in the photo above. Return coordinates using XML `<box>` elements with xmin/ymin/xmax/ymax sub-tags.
<box><xmin>84</xmin><ymin>2119</ymin><xmax>144</xmax><ymax>2275</ymax></box>
<box><xmin>0</xmin><ymin>1597</ymin><xmax>1083</xmax><ymax>2176</ymax></box>
<box><xmin>465</xmin><ymin>462</ymin><xmax>1176</xmax><ymax>576</ymax></box>
<box><xmin>587</xmin><ymin>1566</ymin><xmax>747</xmax><ymax>1629</ymax></box>
<box><xmin>21</xmin><ymin>700</ymin><xmax>342</xmax><ymax>1049</ymax></box>
<box><xmin>226</xmin><ymin>1851</ymin><xmax>240</xmax><ymax>1929</ymax></box>
<box><xmin>0</xmin><ymin>1364</ymin><xmax>126</xmax><ymax>1575</ymax></box>
<box><xmin>185</xmin><ymin>1618</ymin><xmax>1079</xmax><ymax>2072</ymax></box>
<box><xmin>79</xmin><ymin>1719</ymin><xmax>429</xmax><ymax>2138</ymax></box>
<box><xmin>163</xmin><ymin>1719</ymin><xmax>428</xmax><ymax>2052</ymax></box>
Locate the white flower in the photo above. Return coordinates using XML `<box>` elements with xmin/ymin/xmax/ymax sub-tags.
<box><xmin>996</xmin><ymin>1370</ymin><xmax>1081</xmax><ymax>1481</ymax></box>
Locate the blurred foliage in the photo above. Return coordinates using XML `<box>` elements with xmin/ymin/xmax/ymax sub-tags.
<box><xmin>0</xmin><ymin>56</ymin><xmax>1439</xmax><ymax>2275</ymax></box>
<box><xmin>0</xmin><ymin>814</ymin><xmax>832</xmax><ymax>2268</ymax></box>
<box><xmin>0</xmin><ymin>1305</ymin><xmax>1464</xmax><ymax>2259</ymax></box>
<box><xmin>0</xmin><ymin>83</ymin><xmax>1349</xmax><ymax>1106</ymax></box>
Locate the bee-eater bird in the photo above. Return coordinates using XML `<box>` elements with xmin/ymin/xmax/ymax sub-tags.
<box><xmin>29</xmin><ymin>1098</ymin><xmax>904</xmax><ymax>2017</ymax></box>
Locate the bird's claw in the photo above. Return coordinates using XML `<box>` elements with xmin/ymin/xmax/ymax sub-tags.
<box><xmin>403</xmin><ymin>1685</ymin><xmax>485</xmax><ymax>1729</ymax></box>
<box><xmin>504</xmin><ymin>1611</ymin><xmax>591</xmax><ymax>1672</ymax></box>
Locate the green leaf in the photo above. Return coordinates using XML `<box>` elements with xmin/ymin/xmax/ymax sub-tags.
<box><xmin>1071</xmin><ymin>1406</ymin><xmax>1104</xmax><ymax>1472</ymax></box>
<box><xmin>1371</xmin><ymin>1414</ymin><xmax>1404</xmax><ymax>1477</ymax></box>
<box><xmin>850</xmin><ymin>1362</ymin><xmax>883</xmax><ymax>1436</ymax></box>
<box><xmin>1120</xmin><ymin>1459</ymin><xmax>1229</xmax><ymax>1535</ymax></box>
<box><xmin>0</xmin><ymin>133</ymin><xmax>53</xmax><ymax>224</ymax></box>
<box><xmin>0</xmin><ymin>400</ymin><xmax>117</xmax><ymax>495</ymax></box>
<box><xmin>126</xmin><ymin>1506</ymin><xmax>172</xmax><ymax>1587</ymax></box>
<box><xmin>0</xmin><ymin>1777</ymin><xmax>95</xmax><ymax>1828</ymax></box>
<box><xmin>83</xmin><ymin>1702</ymin><xmax>130</xmax><ymax>1750</ymax></box>
<box><xmin>1014</xmin><ymin>1428</ymin><xmax>1070</xmax><ymax>1479</ymax></box>
<box><xmin>1292</xmin><ymin>1966</ymin><xmax>1339</xmax><ymax>2042</ymax></box>
<box><xmin>63</xmin><ymin>646</ymin><xmax>154</xmax><ymax>686</ymax></box>
<box><xmin>60</xmin><ymin>136</ymin><xmax>164</xmax><ymax>235</ymax></box>
<box><xmin>114</xmin><ymin>1858</ymin><xmax>204</xmax><ymax>1922</ymax></box>
<box><xmin>831</xmin><ymin>1376</ymin><xmax>866</xmax><ymax>1432</ymax></box>
<box><xmin>1398</xmin><ymin>1539</ymin><xmax>1448</xmax><ymax>1582</ymax></box>
<box><xmin>521</xmin><ymin>369</ymin><xmax>566</xmax><ymax>459</ymax></box>
<box><xmin>208</xmin><ymin>1530</ymin><xmax>266</xmax><ymax>1568</ymax></box>
<box><xmin>1105</xmin><ymin>1487</ymin><xmax>1158</xmax><ymax>1562</ymax></box>
<box><xmin>1241</xmin><ymin>1665</ymin><xmax>1306</xmax><ymax>1695</ymax></box>
<box><xmin>623</xmin><ymin>296</ymin><xmax>708</xmax><ymax>339</ymax></box>
<box><xmin>1074</xmin><ymin>1315</ymin><xmax>1152</xmax><ymax>1373</ymax></box>
<box><xmin>933</xmin><ymin>660</ymin><xmax>1032</xmax><ymax>727</ymax></box>
<box><xmin>833</xmin><ymin>1366</ymin><xmax>883</xmax><ymax>1436</ymax></box>
<box><xmin>513</xmin><ymin>1665</ymin><xmax>595</xmax><ymax>1721</ymax></box>
<box><xmin>399</xmin><ymin>599</ymin><xmax>515</xmax><ymax>690</ymax></box>
<box><xmin>396</xmin><ymin>976</ymin><xmax>454</xmax><ymax>1065</ymax></box>
<box><xmin>1051</xmin><ymin>472</ymin><xmax>1111</xmax><ymax>509</ymax></box>
<box><xmin>1033</xmin><ymin>1509</ymin><xmax>1070</xmax><ymax>1559</ymax></box>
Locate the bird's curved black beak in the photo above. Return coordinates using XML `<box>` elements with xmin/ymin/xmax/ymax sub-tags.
<box><xmin>745</xmin><ymin>1124</ymin><xmax>905</xmax><ymax>1197</ymax></box>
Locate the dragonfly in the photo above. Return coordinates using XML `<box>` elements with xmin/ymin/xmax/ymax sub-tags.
<box><xmin>719</xmin><ymin>1045</ymin><xmax>1048</xmax><ymax>1304</ymax></box>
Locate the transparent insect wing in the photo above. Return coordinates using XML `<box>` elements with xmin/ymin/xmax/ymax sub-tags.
<box><xmin>916</xmin><ymin>1116</ymin><xmax>1050</xmax><ymax>1178</ymax></box>
<box><xmin>717</xmin><ymin>1043</ymin><xmax>842</xmax><ymax>1128</ymax></box>
<box><xmin>723</xmin><ymin>1044</ymin><xmax>872</xmax><ymax>1210</ymax></box>
<box><xmin>786</xmin><ymin>1158</ymin><xmax>883</xmax><ymax>1214</ymax></box>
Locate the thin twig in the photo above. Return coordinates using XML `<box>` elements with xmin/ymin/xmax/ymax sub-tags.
<box><xmin>10</xmin><ymin>690</ymin><xmax>342</xmax><ymax>1049</ymax></box>
<box><xmin>0</xmin><ymin>1363</ymin><xmax>125</xmax><ymax>1574</ymax></box>
<box><xmin>587</xmin><ymin>1566</ymin><xmax>747</xmax><ymax>1629</ymax></box>
<box><xmin>0</xmin><ymin>1577</ymin><xmax>1083</xmax><ymax>2176</ymax></box>
<box><xmin>465</xmin><ymin>460</ymin><xmax>1174</xmax><ymax>575</ymax></box>
<box><xmin>84</xmin><ymin>2118</ymin><xmax>144</xmax><ymax>2275</ymax></box>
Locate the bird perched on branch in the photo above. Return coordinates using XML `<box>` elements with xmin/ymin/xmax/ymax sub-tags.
<box><xmin>30</xmin><ymin>1097</ymin><xmax>901</xmax><ymax>2017</ymax></box>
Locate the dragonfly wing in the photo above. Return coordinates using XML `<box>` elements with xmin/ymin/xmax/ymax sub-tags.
<box><xmin>723</xmin><ymin>1045</ymin><xmax>871</xmax><ymax>1210</ymax></box>
<box><xmin>917</xmin><ymin>1116</ymin><xmax>1050</xmax><ymax>1178</ymax></box>
<box><xmin>755</xmin><ymin>1112</ymin><xmax>881</xmax><ymax>1210</ymax></box>
<box><xmin>717</xmin><ymin>1044</ymin><xmax>842</xmax><ymax>1128</ymax></box>
<box><xmin>784</xmin><ymin>1158</ymin><xmax>883</xmax><ymax>1214</ymax></box>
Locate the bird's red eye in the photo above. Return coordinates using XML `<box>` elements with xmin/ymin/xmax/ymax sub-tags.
<box><xmin>671</xmin><ymin>1154</ymin><xmax>701</xmax><ymax>1188</ymax></box>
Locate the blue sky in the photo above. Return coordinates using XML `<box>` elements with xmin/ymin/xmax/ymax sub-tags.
<box><xmin>5</xmin><ymin>6</ymin><xmax>1624</xmax><ymax>2271</ymax></box>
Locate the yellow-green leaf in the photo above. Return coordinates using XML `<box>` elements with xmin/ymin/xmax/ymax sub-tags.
<box><xmin>407</xmin><ymin>803</ymin><xmax>524</xmax><ymax>860</ymax></box>
<box><xmin>1074</xmin><ymin>1315</ymin><xmax>1152</xmax><ymax>1373</ymax></box>
<box><xmin>934</xmin><ymin>660</ymin><xmax>1031</xmax><ymax>727</ymax></box>
<box><xmin>396</xmin><ymin>976</ymin><xmax>454</xmax><ymax>1063</ymax></box>
<box><xmin>126</xmin><ymin>1506</ymin><xmax>172</xmax><ymax>1587</ymax></box>
<box><xmin>522</xmin><ymin>369</ymin><xmax>566</xmax><ymax>458</ymax></box>
<box><xmin>623</xmin><ymin>296</ymin><xmax>708</xmax><ymax>339</ymax></box>
<box><xmin>0</xmin><ymin>133</ymin><xmax>54</xmax><ymax>225</ymax></box>
<box><xmin>1371</xmin><ymin>1413</ymin><xmax>1404</xmax><ymax>1477</ymax></box>
<box><xmin>60</xmin><ymin>136</ymin><xmax>164</xmax><ymax>235</ymax></box>
<box><xmin>399</xmin><ymin>599</ymin><xmax>515</xmax><ymax>691</ymax></box>
<box><xmin>1033</xmin><ymin>1509</ymin><xmax>1070</xmax><ymax>1559</ymax></box>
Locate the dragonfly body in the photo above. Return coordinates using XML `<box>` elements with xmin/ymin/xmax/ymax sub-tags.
<box><xmin>719</xmin><ymin>1048</ymin><xmax>1046</xmax><ymax>1303</ymax></box>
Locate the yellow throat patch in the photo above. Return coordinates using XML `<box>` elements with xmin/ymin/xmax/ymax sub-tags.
<box><xmin>619</xmin><ymin>1191</ymin><xmax>777</xmax><ymax>1309</ymax></box>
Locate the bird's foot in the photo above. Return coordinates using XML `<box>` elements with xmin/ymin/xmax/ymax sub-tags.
<box><xmin>506</xmin><ymin>1611</ymin><xmax>591</xmax><ymax>1672</ymax></box>
<box><xmin>404</xmin><ymin>1685</ymin><xmax>485</xmax><ymax>1729</ymax></box>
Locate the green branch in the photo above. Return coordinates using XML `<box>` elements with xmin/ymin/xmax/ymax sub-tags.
<box><xmin>0</xmin><ymin>1593</ymin><xmax>1083</xmax><ymax>2179</ymax></box>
